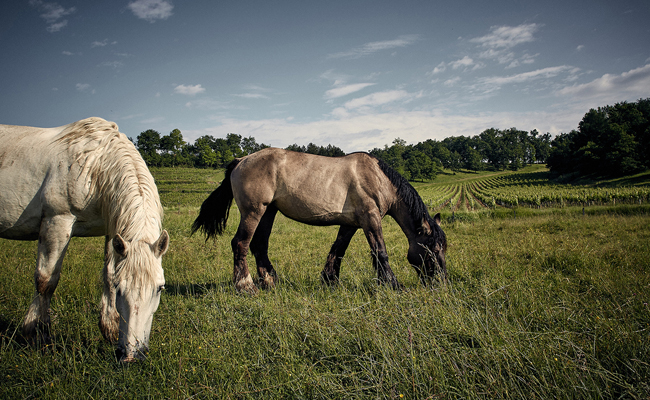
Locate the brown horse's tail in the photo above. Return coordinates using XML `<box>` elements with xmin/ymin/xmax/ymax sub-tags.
<box><xmin>191</xmin><ymin>159</ymin><xmax>241</xmax><ymax>240</ymax></box>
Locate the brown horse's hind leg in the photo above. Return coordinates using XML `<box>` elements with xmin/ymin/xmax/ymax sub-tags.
<box><xmin>250</xmin><ymin>205</ymin><xmax>278</xmax><ymax>290</ymax></box>
<box><xmin>321</xmin><ymin>225</ymin><xmax>358</xmax><ymax>284</ymax></box>
<box><xmin>231</xmin><ymin>209</ymin><xmax>267</xmax><ymax>295</ymax></box>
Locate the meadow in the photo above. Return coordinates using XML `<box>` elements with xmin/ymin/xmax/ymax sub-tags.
<box><xmin>1</xmin><ymin>166</ymin><xmax>649</xmax><ymax>399</ymax></box>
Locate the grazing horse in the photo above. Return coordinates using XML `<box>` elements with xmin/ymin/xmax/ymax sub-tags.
<box><xmin>192</xmin><ymin>147</ymin><xmax>446</xmax><ymax>293</ymax></box>
<box><xmin>0</xmin><ymin>117</ymin><xmax>169</xmax><ymax>362</ymax></box>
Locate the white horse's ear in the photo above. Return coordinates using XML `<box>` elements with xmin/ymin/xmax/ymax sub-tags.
<box><xmin>113</xmin><ymin>234</ymin><xmax>129</xmax><ymax>257</ymax></box>
<box><xmin>154</xmin><ymin>230</ymin><xmax>169</xmax><ymax>258</ymax></box>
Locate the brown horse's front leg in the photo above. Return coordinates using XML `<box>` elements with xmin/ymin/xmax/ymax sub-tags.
<box><xmin>250</xmin><ymin>206</ymin><xmax>278</xmax><ymax>290</ymax></box>
<box><xmin>363</xmin><ymin>225</ymin><xmax>401</xmax><ymax>290</ymax></box>
<box><xmin>322</xmin><ymin>226</ymin><xmax>357</xmax><ymax>284</ymax></box>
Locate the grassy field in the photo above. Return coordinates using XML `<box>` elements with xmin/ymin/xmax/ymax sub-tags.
<box><xmin>1</xmin><ymin>166</ymin><xmax>649</xmax><ymax>399</ymax></box>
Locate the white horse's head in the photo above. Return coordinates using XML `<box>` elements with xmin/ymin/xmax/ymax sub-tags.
<box><xmin>110</xmin><ymin>230</ymin><xmax>169</xmax><ymax>362</ymax></box>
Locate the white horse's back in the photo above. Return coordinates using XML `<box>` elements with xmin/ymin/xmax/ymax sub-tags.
<box><xmin>0</xmin><ymin>123</ymin><xmax>76</xmax><ymax>239</ymax></box>
<box><xmin>0</xmin><ymin>118</ymin><xmax>120</xmax><ymax>239</ymax></box>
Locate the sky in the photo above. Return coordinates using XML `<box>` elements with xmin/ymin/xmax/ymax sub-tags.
<box><xmin>1</xmin><ymin>0</ymin><xmax>649</xmax><ymax>152</ymax></box>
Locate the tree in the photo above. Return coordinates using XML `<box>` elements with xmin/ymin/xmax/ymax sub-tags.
<box><xmin>160</xmin><ymin>129</ymin><xmax>188</xmax><ymax>167</ymax></box>
<box><xmin>241</xmin><ymin>136</ymin><xmax>269</xmax><ymax>155</ymax></box>
<box><xmin>136</xmin><ymin>129</ymin><xmax>162</xmax><ymax>166</ymax></box>
<box><xmin>404</xmin><ymin>149</ymin><xmax>439</xmax><ymax>181</ymax></box>
<box><xmin>546</xmin><ymin>98</ymin><xmax>650</xmax><ymax>176</ymax></box>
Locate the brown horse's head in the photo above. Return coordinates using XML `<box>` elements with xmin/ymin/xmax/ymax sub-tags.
<box><xmin>408</xmin><ymin>213</ymin><xmax>447</xmax><ymax>283</ymax></box>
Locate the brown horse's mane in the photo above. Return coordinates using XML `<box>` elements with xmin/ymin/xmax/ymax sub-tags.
<box><xmin>358</xmin><ymin>154</ymin><xmax>429</xmax><ymax>218</ymax></box>
<box><xmin>371</xmin><ymin>155</ymin><xmax>446</xmax><ymax>249</ymax></box>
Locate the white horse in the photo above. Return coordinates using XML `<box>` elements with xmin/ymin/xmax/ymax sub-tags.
<box><xmin>0</xmin><ymin>117</ymin><xmax>169</xmax><ymax>362</ymax></box>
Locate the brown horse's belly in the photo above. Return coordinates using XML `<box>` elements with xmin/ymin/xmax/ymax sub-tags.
<box><xmin>274</xmin><ymin>196</ymin><xmax>358</xmax><ymax>227</ymax></box>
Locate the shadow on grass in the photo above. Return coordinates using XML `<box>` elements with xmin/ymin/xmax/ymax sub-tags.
<box><xmin>0</xmin><ymin>317</ymin><xmax>26</xmax><ymax>345</ymax></box>
<box><xmin>165</xmin><ymin>281</ymin><xmax>232</xmax><ymax>297</ymax></box>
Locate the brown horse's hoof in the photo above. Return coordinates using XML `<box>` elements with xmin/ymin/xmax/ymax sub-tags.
<box><xmin>320</xmin><ymin>272</ymin><xmax>340</xmax><ymax>286</ymax></box>
<box><xmin>235</xmin><ymin>275</ymin><xmax>259</xmax><ymax>295</ymax></box>
<box><xmin>22</xmin><ymin>321</ymin><xmax>52</xmax><ymax>347</ymax></box>
<box><xmin>258</xmin><ymin>273</ymin><xmax>276</xmax><ymax>290</ymax></box>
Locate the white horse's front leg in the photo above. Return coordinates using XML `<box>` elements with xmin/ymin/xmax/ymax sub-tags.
<box><xmin>99</xmin><ymin>235</ymin><xmax>119</xmax><ymax>343</ymax></box>
<box><xmin>23</xmin><ymin>214</ymin><xmax>75</xmax><ymax>343</ymax></box>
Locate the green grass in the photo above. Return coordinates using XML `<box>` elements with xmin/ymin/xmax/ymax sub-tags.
<box><xmin>1</xmin><ymin>167</ymin><xmax>649</xmax><ymax>399</ymax></box>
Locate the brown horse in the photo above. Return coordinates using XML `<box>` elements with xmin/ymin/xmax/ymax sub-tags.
<box><xmin>192</xmin><ymin>147</ymin><xmax>446</xmax><ymax>293</ymax></box>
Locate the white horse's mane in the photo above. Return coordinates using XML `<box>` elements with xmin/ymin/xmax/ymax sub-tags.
<box><xmin>55</xmin><ymin>117</ymin><xmax>164</xmax><ymax>286</ymax></box>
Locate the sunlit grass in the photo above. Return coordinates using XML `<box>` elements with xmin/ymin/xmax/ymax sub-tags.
<box><xmin>1</xmin><ymin>167</ymin><xmax>649</xmax><ymax>398</ymax></box>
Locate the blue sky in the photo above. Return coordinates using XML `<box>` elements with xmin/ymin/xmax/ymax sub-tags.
<box><xmin>2</xmin><ymin>0</ymin><xmax>649</xmax><ymax>152</ymax></box>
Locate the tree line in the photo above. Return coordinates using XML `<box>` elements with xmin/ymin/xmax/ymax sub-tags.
<box><xmin>369</xmin><ymin>128</ymin><xmax>551</xmax><ymax>181</ymax></box>
<box><xmin>547</xmin><ymin>98</ymin><xmax>650</xmax><ymax>177</ymax></box>
<box><xmin>133</xmin><ymin>126</ymin><xmax>551</xmax><ymax>181</ymax></box>
<box><xmin>133</xmin><ymin>98</ymin><xmax>649</xmax><ymax>181</ymax></box>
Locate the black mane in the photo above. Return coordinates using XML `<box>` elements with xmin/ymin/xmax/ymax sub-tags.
<box><xmin>374</xmin><ymin>156</ymin><xmax>430</xmax><ymax>221</ymax></box>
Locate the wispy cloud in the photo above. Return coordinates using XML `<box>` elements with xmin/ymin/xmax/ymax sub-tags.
<box><xmin>234</xmin><ymin>85</ymin><xmax>272</xmax><ymax>99</ymax></box>
<box><xmin>99</xmin><ymin>61</ymin><xmax>125</xmax><ymax>69</ymax></box>
<box><xmin>471</xmin><ymin>23</ymin><xmax>540</xmax><ymax>51</ymax></box>
<box><xmin>557</xmin><ymin>64</ymin><xmax>650</xmax><ymax>101</ymax></box>
<box><xmin>91</xmin><ymin>39</ymin><xmax>117</xmax><ymax>48</ymax></box>
<box><xmin>343</xmin><ymin>90</ymin><xmax>411</xmax><ymax>109</ymax></box>
<box><xmin>185</xmin><ymin>107</ymin><xmax>578</xmax><ymax>154</ymax></box>
<box><xmin>471</xmin><ymin>23</ymin><xmax>541</xmax><ymax>65</ymax></box>
<box><xmin>29</xmin><ymin>0</ymin><xmax>76</xmax><ymax>32</ymax></box>
<box><xmin>328</xmin><ymin>35</ymin><xmax>420</xmax><ymax>59</ymax></box>
<box><xmin>127</xmin><ymin>0</ymin><xmax>173</xmax><ymax>22</ymax></box>
<box><xmin>235</xmin><ymin>93</ymin><xmax>269</xmax><ymax>99</ymax></box>
<box><xmin>75</xmin><ymin>83</ymin><xmax>94</xmax><ymax>92</ymax></box>
<box><xmin>479</xmin><ymin>66</ymin><xmax>575</xmax><ymax>86</ymax></box>
<box><xmin>325</xmin><ymin>83</ymin><xmax>376</xmax><ymax>99</ymax></box>
<box><xmin>174</xmin><ymin>84</ymin><xmax>205</xmax><ymax>96</ymax></box>
<box><xmin>430</xmin><ymin>62</ymin><xmax>446</xmax><ymax>75</ymax></box>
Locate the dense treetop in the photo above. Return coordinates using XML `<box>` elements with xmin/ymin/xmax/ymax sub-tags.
<box><xmin>547</xmin><ymin>98</ymin><xmax>650</xmax><ymax>177</ymax></box>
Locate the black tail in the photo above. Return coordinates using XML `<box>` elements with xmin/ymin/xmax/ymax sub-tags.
<box><xmin>191</xmin><ymin>159</ymin><xmax>241</xmax><ymax>239</ymax></box>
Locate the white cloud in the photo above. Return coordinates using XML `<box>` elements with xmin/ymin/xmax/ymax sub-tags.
<box><xmin>47</xmin><ymin>20</ymin><xmax>68</xmax><ymax>32</ymax></box>
<box><xmin>449</xmin><ymin>56</ymin><xmax>474</xmax><ymax>70</ymax></box>
<box><xmin>557</xmin><ymin>64</ymin><xmax>650</xmax><ymax>103</ymax></box>
<box><xmin>471</xmin><ymin>23</ymin><xmax>541</xmax><ymax>64</ymax></box>
<box><xmin>174</xmin><ymin>84</ymin><xmax>205</xmax><ymax>96</ymax></box>
<box><xmin>430</xmin><ymin>62</ymin><xmax>446</xmax><ymax>75</ymax></box>
<box><xmin>99</xmin><ymin>61</ymin><xmax>124</xmax><ymax>69</ymax></box>
<box><xmin>127</xmin><ymin>0</ymin><xmax>173</xmax><ymax>22</ymax></box>
<box><xmin>325</xmin><ymin>83</ymin><xmax>376</xmax><ymax>99</ymax></box>
<box><xmin>183</xmin><ymin>108</ymin><xmax>579</xmax><ymax>154</ymax></box>
<box><xmin>235</xmin><ymin>93</ymin><xmax>269</xmax><ymax>99</ymax></box>
<box><xmin>76</xmin><ymin>83</ymin><xmax>91</xmax><ymax>91</ymax></box>
<box><xmin>444</xmin><ymin>77</ymin><xmax>461</xmax><ymax>86</ymax></box>
<box><xmin>91</xmin><ymin>39</ymin><xmax>117</xmax><ymax>48</ymax></box>
<box><xmin>29</xmin><ymin>0</ymin><xmax>76</xmax><ymax>32</ymax></box>
<box><xmin>328</xmin><ymin>35</ymin><xmax>420</xmax><ymax>59</ymax></box>
<box><xmin>478</xmin><ymin>66</ymin><xmax>575</xmax><ymax>87</ymax></box>
<box><xmin>471</xmin><ymin>23</ymin><xmax>541</xmax><ymax>50</ymax></box>
<box><xmin>343</xmin><ymin>90</ymin><xmax>410</xmax><ymax>109</ymax></box>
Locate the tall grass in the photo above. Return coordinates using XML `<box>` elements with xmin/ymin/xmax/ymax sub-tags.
<box><xmin>1</xmin><ymin>167</ymin><xmax>649</xmax><ymax>398</ymax></box>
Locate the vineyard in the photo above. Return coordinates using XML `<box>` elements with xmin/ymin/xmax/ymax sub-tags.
<box><xmin>418</xmin><ymin>166</ymin><xmax>650</xmax><ymax>213</ymax></box>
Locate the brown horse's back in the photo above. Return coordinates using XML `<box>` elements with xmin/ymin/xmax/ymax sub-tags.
<box><xmin>230</xmin><ymin>148</ymin><xmax>396</xmax><ymax>227</ymax></box>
